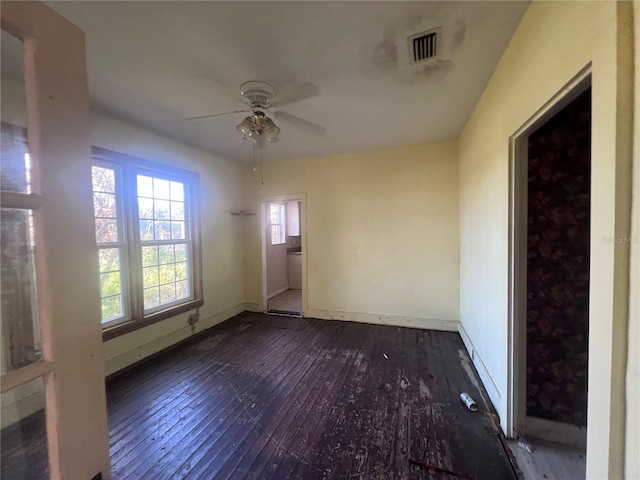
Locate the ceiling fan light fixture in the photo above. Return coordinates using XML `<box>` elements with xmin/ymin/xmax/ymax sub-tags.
<box><xmin>263</xmin><ymin>117</ymin><xmax>280</xmax><ymax>140</ymax></box>
<box><xmin>236</xmin><ymin>111</ymin><xmax>280</xmax><ymax>144</ymax></box>
<box><xmin>236</xmin><ymin>117</ymin><xmax>254</xmax><ymax>137</ymax></box>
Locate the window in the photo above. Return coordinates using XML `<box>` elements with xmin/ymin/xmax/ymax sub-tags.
<box><xmin>91</xmin><ymin>147</ymin><xmax>202</xmax><ymax>339</ymax></box>
<box><xmin>1</xmin><ymin>122</ymin><xmax>42</xmax><ymax>371</ymax></box>
<box><xmin>270</xmin><ymin>203</ymin><xmax>286</xmax><ymax>245</ymax></box>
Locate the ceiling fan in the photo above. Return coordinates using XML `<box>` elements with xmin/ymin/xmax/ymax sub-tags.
<box><xmin>185</xmin><ymin>80</ymin><xmax>326</xmax><ymax>146</ymax></box>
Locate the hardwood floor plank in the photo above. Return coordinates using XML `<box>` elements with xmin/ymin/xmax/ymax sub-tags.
<box><xmin>116</xmin><ymin>316</ymin><xmax>322</xmax><ymax>478</ymax></box>
<box><xmin>171</xmin><ymin>319</ymin><xmax>331</xmax><ymax>479</ymax></box>
<box><xmin>1</xmin><ymin>312</ymin><xmax>517</xmax><ymax>480</ymax></box>
<box><xmin>244</xmin><ymin>320</ymin><xmax>367</xmax><ymax>480</ymax></box>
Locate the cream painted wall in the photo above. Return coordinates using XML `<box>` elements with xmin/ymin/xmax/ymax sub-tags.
<box><xmin>626</xmin><ymin>3</ymin><xmax>640</xmax><ymax>478</ymax></box>
<box><xmin>244</xmin><ymin>141</ymin><xmax>460</xmax><ymax>330</ymax></box>
<box><xmin>458</xmin><ymin>2</ymin><xmax>634</xmax><ymax>478</ymax></box>
<box><xmin>89</xmin><ymin>113</ymin><xmax>247</xmax><ymax>375</ymax></box>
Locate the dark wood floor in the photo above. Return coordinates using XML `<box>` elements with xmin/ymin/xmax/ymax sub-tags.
<box><xmin>2</xmin><ymin>312</ymin><xmax>517</xmax><ymax>479</ymax></box>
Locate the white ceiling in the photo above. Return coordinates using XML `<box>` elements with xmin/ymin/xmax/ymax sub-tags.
<box><xmin>46</xmin><ymin>1</ymin><xmax>528</xmax><ymax>165</ymax></box>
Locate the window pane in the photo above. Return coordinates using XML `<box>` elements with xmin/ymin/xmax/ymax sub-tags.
<box><xmin>139</xmin><ymin>220</ymin><xmax>154</xmax><ymax>241</ymax></box>
<box><xmin>0</xmin><ymin>125</ymin><xmax>30</xmax><ymax>194</ymax></box>
<box><xmin>171</xmin><ymin>221</ymin><xmax>185</xmax><ymax>240</ymax></box>
<box><xmin>102</xmin><ymin>295</ymin><xmax>123</xmax><ymax>322</ymax></box>
<box><xmin>137</xmin><ymin>175</ymin><xmax>153</xmax><ymax>198</ymax></box>
<box><xmin>142</xmin><ymin>246</ymin><xmax>158</xmax><ymax>266</ymax></box>
<box><xmin>154</xmin><ymin>221</ymin><xmax>171</xmax><ymax>240</ymax></box>
<box><xmin>98</xmin><ymin>248</ymin><xmax>120</xmax><ymax>273</ymax></box>
<box><xmin>160</xmin><ymin>283</ymin><xmax>176</xmax><ymax>304</ymax></box>
<box><xmin>100</xmin><ymin>272</ymin><xmax>121</xmax><ymax>297</ymax></box>
<box><xmin>93</xmin><ymin>192</ymin><xmax>116</xmax><ymax>219</ymax></box>
<box><xmin>175</xmin><ymin>244</ymin><xmax>187</xmax><ymax>262</ymax></box>
<box><xmin>170</xmin><ymin>181</ymin><xmax>184</xmax><ymax>201</ymax></box>
<box><xmin>154</xmin><ymin>199</ymin><xmax>170</xmax><ymax>220</ymax></box>
<box><xmin>138</xmin><ymin>197</ymin><xmax>154</xmax><ymax>220</ymax></box>
<box><xmin>144</xmin><ymin>287</ymin><xmax>160</xmax><ymax>309</ymax></box>
<box><xmin>158</xmin><ymin>245</ymin><xmax>175</xmax><ymax>264</ymax></box>
<box><xmin>0</xmin><ymin>208</ymin><xmax>41</xmax><ymax>372</ymax></box>
<box><xmin>159</xmin><ymin>264</ymin><xmax>175</xmax><ymax>284</ymax></box>
<box><xmin>95</xmin><ymin>218</ymin><xmax>119</xmax><ymax>243</ymax></box>
<box><xmin>0</xmin><ymin>377</ymin><xmax>48</xmax><ymax>479</ymax></box>
<box><xmin>175</xmin><ymin>262</ymin><xmax>188</xmax><ymax>281</ymax></box>
<box><xmin>143</xmin><ymin>267</ymin><xmax>159</xmax><ymax>288</ymax></box>
<box><xmin>92</xmin><ymin>165</ymin><xmax>120</xmax><ymax>246</ymax></box>
<box><xmin>153</xmin><ymin>178</ymin><xmax>170</xmax><ymax>200</ymax></box>
<box><xmin>91</xmin><ymin>166</ymin><xmax>115</xmax><ymax>193</ymax></box>
<box><xmin>176</xmin><ymin>280</ymin><xmax>188</xmax><ymax>299</ymax></box>
<box><xmin>270</xmin><ymin>205</ymin><xmax>280</xmax><ymax>223</ymax></box>
<box><xmin>1</xmin><ymin>31</ymin><xmax>31</xmax><ymax>195</ymax></box>
<box><xmin>170</xmin><ymin>201</ymin><xmax>184</xmax><ymax>220</ymax></box>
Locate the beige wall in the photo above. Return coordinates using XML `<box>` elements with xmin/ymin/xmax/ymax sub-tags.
<box><xmin>244</xmin><ymin>141</ymin><xmax>460</xmax><ymax>330</ymax></box>
<box><xmin>89</xmin><ymin>113</ymin><xmax>247</xmax><ymax>375</ymax></box>
<box><xmin>627</xmin><ymin>3</ymin><xmax>640</xmax><ymax>478</ymax></box>
<box><xmin>459</xmin><ymin>2</ymin><xmax>634</xmax><ymax>478</ymax></box>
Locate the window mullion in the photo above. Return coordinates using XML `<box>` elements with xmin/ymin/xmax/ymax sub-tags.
<box><xmin>124</xmin><ymin>163</ymin><xmax>144</xmax><ymax>321</ymax></box>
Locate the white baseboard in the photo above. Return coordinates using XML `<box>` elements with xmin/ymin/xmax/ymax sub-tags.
<box><xmin>526</xmin><ymin>416</ymin><xmax>587</xmax><ymax>449</ymax></box>
<box><xmin>105</xmin><ymin>303</ymin><xmax>244</xmax><ymax>376</ymax></box>
<box><xmin>305</xmin><ymin>308</ymin><xmax>459</xmax><ymax>331</ymax></box>
<box><xmin>458</xmin><ymin>322</ymin><xmax>502</xmax><ymax>419</ymax></box>
<box><xmin>267</xmin><ymin>285</ymin><xmax>290</xmax><ymax>299</ymax></box>
<box><xmin>243</xmin><ymin>302</ymin><xmax>261</xmax><ymax>312</ymax></box>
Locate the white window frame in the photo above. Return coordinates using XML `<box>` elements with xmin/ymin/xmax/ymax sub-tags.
<box><xmin>270</xmin><ymin>202</ymin><xmax>286</xmax><ymax>245</ymax></box>
<box><xmin>91</xmin><ymin>147</ymin><xmax>203</xmax><ymax>340</ymax></box>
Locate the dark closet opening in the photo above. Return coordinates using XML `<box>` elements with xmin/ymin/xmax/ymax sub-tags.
<box><xmin>526</xmin><ymin>87</ymin><xmax>591</xmax><ymax>427</ymax></box>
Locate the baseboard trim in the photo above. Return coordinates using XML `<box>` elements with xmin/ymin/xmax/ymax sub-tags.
<box><xmin>267</xmin><ymin>285</ymin><xmax>290</xmax><ymax>299</ymax></box>
<box><xmin>525</xmin><ymin>416</ymin><xmax>587</xmax><ymax>449</ymax></box>
<box><xmin>305</xmin><ymin>308</ymin><xmax>459</xmax><ymax>331</ymax></box>
<box><xmin>458</xmin><ymin>322</ymin><xmax>502</xmax><ymax>415</ymax></box>
<box><xmin>244</xmin><ymin>302</ymin><xmax>261</xmax><ymax>312</ymax></box>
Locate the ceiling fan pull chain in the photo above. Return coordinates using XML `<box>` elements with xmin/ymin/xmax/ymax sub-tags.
<box><xmin>260</xmin><ymin>147</ymin><xmax>264</xmax><ymax>186</ymax></box>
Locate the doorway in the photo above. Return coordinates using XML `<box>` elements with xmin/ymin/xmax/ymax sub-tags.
<box><xmin>508</xmin><ymin>71</ymin><xmax>591</xmax><ymax>478</ymax></box>
<box><xmin>260</xmin><ymin>195</ymin><xmax>305</xmax><ymax>316</ymax></box>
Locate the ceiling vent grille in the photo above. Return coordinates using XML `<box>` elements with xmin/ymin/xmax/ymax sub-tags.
<box><xmin>408</xmin><ymin>29</ymin><xmax>439</xmax><ymax>64</ymax></box>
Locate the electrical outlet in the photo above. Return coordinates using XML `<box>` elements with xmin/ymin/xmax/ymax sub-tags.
<box><xmin>188</xmin><ymin>312</ymin><xmax>199</xmax><ymax>326</ymax></box>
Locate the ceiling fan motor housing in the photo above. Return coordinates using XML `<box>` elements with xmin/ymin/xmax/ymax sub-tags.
<box><xmin>240</xmin><ymin>80</ymin><xmax>275</xmax><ymax>109</ymax></box>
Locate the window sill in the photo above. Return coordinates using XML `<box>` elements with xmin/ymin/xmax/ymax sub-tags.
<box><xmin>102</xmin><ymin>299</ymin><xmax>204</xmax><ymax>341</ymax></box>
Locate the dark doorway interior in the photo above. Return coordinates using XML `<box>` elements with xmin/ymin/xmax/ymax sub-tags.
<box><xmin>526</xmin><ymin>87</ymin><xmax>591</xmax><ymax>427</ymax></box>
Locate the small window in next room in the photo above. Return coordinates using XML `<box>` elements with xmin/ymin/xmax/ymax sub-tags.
<box><xmin>91</xmin><ymin>147</ymin><xmax>203</xmax><ymax>340</ymax></box>
<box><xmin>270</xmin><ymin>203</ymin><xmax>286</xmax><ymax>245</ymax></box>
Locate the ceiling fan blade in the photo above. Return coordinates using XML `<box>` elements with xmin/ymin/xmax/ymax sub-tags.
<box><xmin>274</xmin><ymin>111</ymin><xmax>326</xmax><ymax>135</ymax></box>
<box><xmin>194</xmin><ymin>75</ymin><xmax>246</xmax><ymax>103</ymax></box>
<box><xmin>184</xmin><ymin>109</ymin><xmax>252</xmax><ymax>121</ymax></box>
<box><xmin>271</xmin><ymin>82</ymin><xmax>320</xmax><ymax>108</ymax></box>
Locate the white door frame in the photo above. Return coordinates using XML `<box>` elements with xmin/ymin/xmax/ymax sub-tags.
<box><xmin>506</xmin><ymin>67</ymin><xmax>592</xmax><ymax>437</ymax></box>
<box><xmin>258</xmin><ymin>193</ymin><xmax>307</xmax><ymax>315</ymax></box>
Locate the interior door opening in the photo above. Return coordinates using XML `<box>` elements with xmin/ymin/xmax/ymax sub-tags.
<box><xmin>508</xmin><ymin>73</ymin><xmax>591</xmax><ymax>479</ymax></box>
<box><xmin>261</xmin><ymin>198</ymin><xmax>303</xmax><ymax>317</ymax></box>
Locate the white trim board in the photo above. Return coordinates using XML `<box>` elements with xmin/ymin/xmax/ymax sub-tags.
<box><xmin>458</xmin><ymin>322</ymin><xmax>503</xmax><ymax>428</ymax></box>
<box><xmin>306</xmin><ymin>308</ymin><xmax>458</xmax><ymax>331</ymax></box>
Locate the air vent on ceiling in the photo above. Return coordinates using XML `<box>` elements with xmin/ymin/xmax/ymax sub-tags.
<box><xmin>408</xmin><ymin>29</ymin><xmax>440</xmax><ymax>64</ymax></box>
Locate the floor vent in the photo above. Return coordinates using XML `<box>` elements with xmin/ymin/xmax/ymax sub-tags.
<box><xmin>408</xmin><ymin>30</ymin><xmax>439</xmax><ymax>64</ymax></box>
